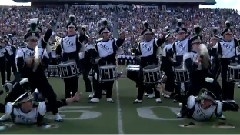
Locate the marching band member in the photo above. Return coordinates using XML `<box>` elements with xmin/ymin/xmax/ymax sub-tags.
<box><xmin>78</xmin><ymin>26</ymin><xmax>96</xmax><ymax>98</ymax></box>
<box><xmin>0</xmin><ymin>36</ymin><xmax>7</xmax><ymax>86</ymax></box>
<box><xmin>132</xmin><ymin>21</ymin><xmax>165</xmax><ymax>103</ymax></box>
<box><xmin>89</xmin><ymin>19</ymin><xmax>125</xmax><ymax>103</ymax></box>
<box><xmin>0</xmin><ymin>90</ymin><xmax>80</xmax><ymax>127</ymax></box>
<box><xmin>177</xmin><ymin>29</ymin><xmax>225</xmax><ymax>118</ymax></box>
<box><xmin>161</xmin><ymin>30</ymin><xmax>175</xmax><ymax>98</ymax></box>
<box><xmin>4</xmin><ymin>35</ymin><xmax>17</xmax><ymax>82</ymax></box>
<box><xmin>0</xmin><ymin>19</ymin><xmax>63</xmax><ymax>122</ymax></box>
<box><xmin>214</xmin><ymin>21</ymin><xmax>239</xmax><ymax>104</ymax></box>
<box><xmin>178</xmin><ymin>88</ymin><xmax>223</xmax><ymax>121</ymax></box>
<box><xmin>208</xmin><ymin>27</ymin><xmax>221</xmax><ymax>77</ymax></box>
<box><xmin>169</xmin><ymin>19</ymin><xmax>191</xmax><ymax>102</ymax></box>
<box><xmin>55</xmin><ymin>15</ymin><xmax>84</xmax><ymax>99</ymax></box>
<box><xmin>182</xmin><ymin>30</ymin><xmax>210</xmax><ymax>96</ymax></box>
<box><xmin>82</xmin><ymin>37</ymin><xmax>96</xmax><ymax>98</ymax></box>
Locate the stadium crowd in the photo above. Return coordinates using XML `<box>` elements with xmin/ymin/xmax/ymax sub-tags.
<box><xmin>0</xmin><ymin>5</ymin><xmax>239</xmax><ymax>54</ymax></box>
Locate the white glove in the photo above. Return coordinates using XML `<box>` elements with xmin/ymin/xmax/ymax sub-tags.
<box><xmin>4</xmin><ymin>83</ymin><xmax>13</xmax><ymax>92</ymax></box>
<box><xmin>0</xmin><ymin>125</ymin><xmax>6</xmax><ymax>131</ymax></box>
<box><xmin>19</xmin><ymin>78</ymin><xmax>28</xmax><ymax>85</ymax></box>
<box><xmin>78</xmin><ymin>52</ymin><xmax>85</xmax><ymax>59</ymax></box>
<box><xmin>42</xmin><ymin>124</ymin><xmax>51</xmax><ymax>129</ymax></box>
<box><xmin>42</xmin><ymin>124</ymin><xmax>58</xmax><ymax>129</ymax></box>
<box><xmin>205</xmin><ymin>77</ymin><xmax>214</xmax><ymax>83</ymax></box>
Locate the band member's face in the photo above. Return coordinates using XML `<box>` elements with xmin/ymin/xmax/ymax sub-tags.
<box><xmin>201</xmin><ymin>99</ymin><xmax>213</xmax><ymax>109</ymax></box>
<box><xmin>224</xmin><ymin>32</ymin><xmax>233</xmax><ymax>41</ymax></box>
<box><xmin>102</xmin><ymin>32</ymin><xmax>110</xmax><ymax>39</ymax></box>
<box><xmin>176</xmin><ymin>32</ymin><xmax>186</xmax><ymax>40</ymax></box>
<box><xmin>192</xmin><ymin>42</ymin><xmax>201</xmax><ymax>52</ymax></box>
<box><xmin>68</xmin><ymin>26</ymin><xmax>76</xmax><ymax>35</ymax></box>
<box><xmin>144</xmin><ymin>33</ymin><xmax>153</xmax><ymax>41</ymax></box>
<box><xmin>21</xmin><ymin>101</ymin><xmax>33</xmax><ymax>112</ymax></box>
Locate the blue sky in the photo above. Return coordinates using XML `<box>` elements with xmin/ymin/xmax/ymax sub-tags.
<box><xmin>0</xmin><ymin>0</ymin><xmax>239</xmax><ymax>11</ymax></box>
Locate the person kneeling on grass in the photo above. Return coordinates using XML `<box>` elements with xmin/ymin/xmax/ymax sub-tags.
<box><xmin>0</xmin><ymin>91</ymin><xmax>80</xmax><ymax>129</ymax></box>
<box><xmin>177</xmin><ymin>88</ymin><xmax>224</xmax><ymax>121</ymax></box>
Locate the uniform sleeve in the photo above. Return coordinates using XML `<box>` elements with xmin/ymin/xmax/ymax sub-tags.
<box><xmin>55</xmin><ymin>43</ymin><xmax>62</xmax><ymax>56</ymax></box>
<box><xmin>77</xmin><ymin>36</ymin><xmax>84</xmax><ymax>52</ymax></box>
<box><xmin>134</xmin><ymin>43</ymin><xmax>142</xmax><ymax>56</ymax></box>
<box><xmin>42</xmin><ymin>29</ymin><xmax>53</xmax><ymax>49</ymax></box>
<box><xmin>215</xmin><ymin>101</ymin><xmax>223</xmax><ymax>118</ymax></box>
<box><xmin>115</xmin><ymin>38</ymin><xmax>125</xmax><ymax>47</ymax></box>
<box><xmin>5</xmin><ymin>102</ymin><xmax>13</xmax><ymax>115</ymax></box>
<box><xmin>156</xmin><ymin>37</ymin><xmax>165</xmax><ymax>47</ymax></box>
<box><xmin>187</xmin><ymin>95</ymin><xmax>196</xmax><ymax>109</ymax></box>
<box><xmin>38</xmin><ymin>102</ymin><xmax>46</xmax><ymax>116</ymax></box>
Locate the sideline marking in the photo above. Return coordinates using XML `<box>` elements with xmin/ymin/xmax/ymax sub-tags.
<box><xmin>116</xmin><ymin>80</ymin><xmax>124</xmax><ymax>134</ymax></box>
<box><xmin>137</xmin><ymin>106</ymin><xmax>185</xmax><ymax>121</ymax></box>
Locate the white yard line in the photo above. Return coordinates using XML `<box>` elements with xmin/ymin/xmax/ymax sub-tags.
<box><xmin>116</xmin><ymin>80</ymin><xmax>124</xmax><ymax>134</ymax></box>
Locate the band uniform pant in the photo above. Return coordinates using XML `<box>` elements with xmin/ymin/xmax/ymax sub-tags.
<box><xmin>0</xmin><ymin>57</ymin><xmax>6</xmax><ymax>85</ymax></box>
<box><xmin>26</xmin><ymin>69</ymin><xmax>59</xmax><ymax>115</ymax></box>
<box><xmin>64</xmin><ymin>76</ymin><xmax>78</xmax><ymax>98</ymax></box>
<box><xmin>80</xmin><ymin>59</ymin><xmax>93</xmax><ymax>93</ymax></box>
<box><xmin>221</xmin><ymin>58</ymin><xmax>235</xmax><ymax>100</ymax></box>
<box><xmin>6</xmin><ymin>56</ymin><xmax>17</xmax><ymax>81</ymax></box>
<box><xmin>164</xmin><ymin>70</ymin><xmax>175</xmax><ymax>93</ymax></box>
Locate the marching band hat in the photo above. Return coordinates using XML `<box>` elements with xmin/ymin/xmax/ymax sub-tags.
<box><xmin>211</xmin><ymin>27</ymin><xmax>221</xmax><ymax>40</ymax></box>
<box><xmin>66</xmin><ymin>15</ymin><xmax>77</xmax><ymax>30</ymax></box>
<box><xmin>189</xmin><ymin>24</ymin><xmax>202</xmax><ymax>45</ymax></box>
<box><xmin>141</xmin><ymin>21</ymin><xmax>154</xmax><ymax>35</ymax></box>
<box><xmin>198</xmin><ymin>88</ymin><xmax>217</xmax><ymax>103</ymax></box>
<box><xmin>24</xmin><ymin>19</ymin><xmax>40</xmax><ymax>41</ymax></box>
<box><xmin>15</xmin><ymin>92</ymin><xmax>34</xmax><ymax>104</ymax></box>
<box><xmin>222</xmin><ymin>21</ymin><xmax>233</xmax><ymax>35</ymax></box>
<box><xmin>175</xmin><ymin>19</ymin><xmax>187</xmax><ymax>33</ymax></box>
<box><xmin>98</xmin><ymin>19</ymin><xmax>111</xmax><ymax>35</ymax></box>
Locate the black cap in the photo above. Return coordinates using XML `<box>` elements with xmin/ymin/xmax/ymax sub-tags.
<box><xmin>141</xmin><ymin>21</ymin><xmax>153</xmax><ymax>35</ymax></box>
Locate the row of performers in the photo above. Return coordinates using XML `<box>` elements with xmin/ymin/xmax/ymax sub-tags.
<box><xmin>0</xmin><ymin>36</ymin><xmax>17</xmax><ymax>86</ymax></box>
<box><xmin>0</xmin><ymin>15</ymin><xmax>239</xmax><ymax>124</ymax></box>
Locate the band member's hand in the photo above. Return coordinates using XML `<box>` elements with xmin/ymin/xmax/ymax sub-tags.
<box><xmin>95</xmin><ymin>58</ymin><xmax>101</xmax><ymax>64</ymax></box>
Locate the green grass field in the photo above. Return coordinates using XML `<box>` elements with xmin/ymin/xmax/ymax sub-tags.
<box><xmin>0</xmin><ymin>69</ymin><xmax>240</xmax><ymax>134</ymax></box>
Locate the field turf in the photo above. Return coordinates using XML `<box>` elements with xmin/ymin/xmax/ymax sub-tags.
<box><xmin>0</xmin><ymin>67</ymin><xmax>240</xmax><ymax>134</ymax></box>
